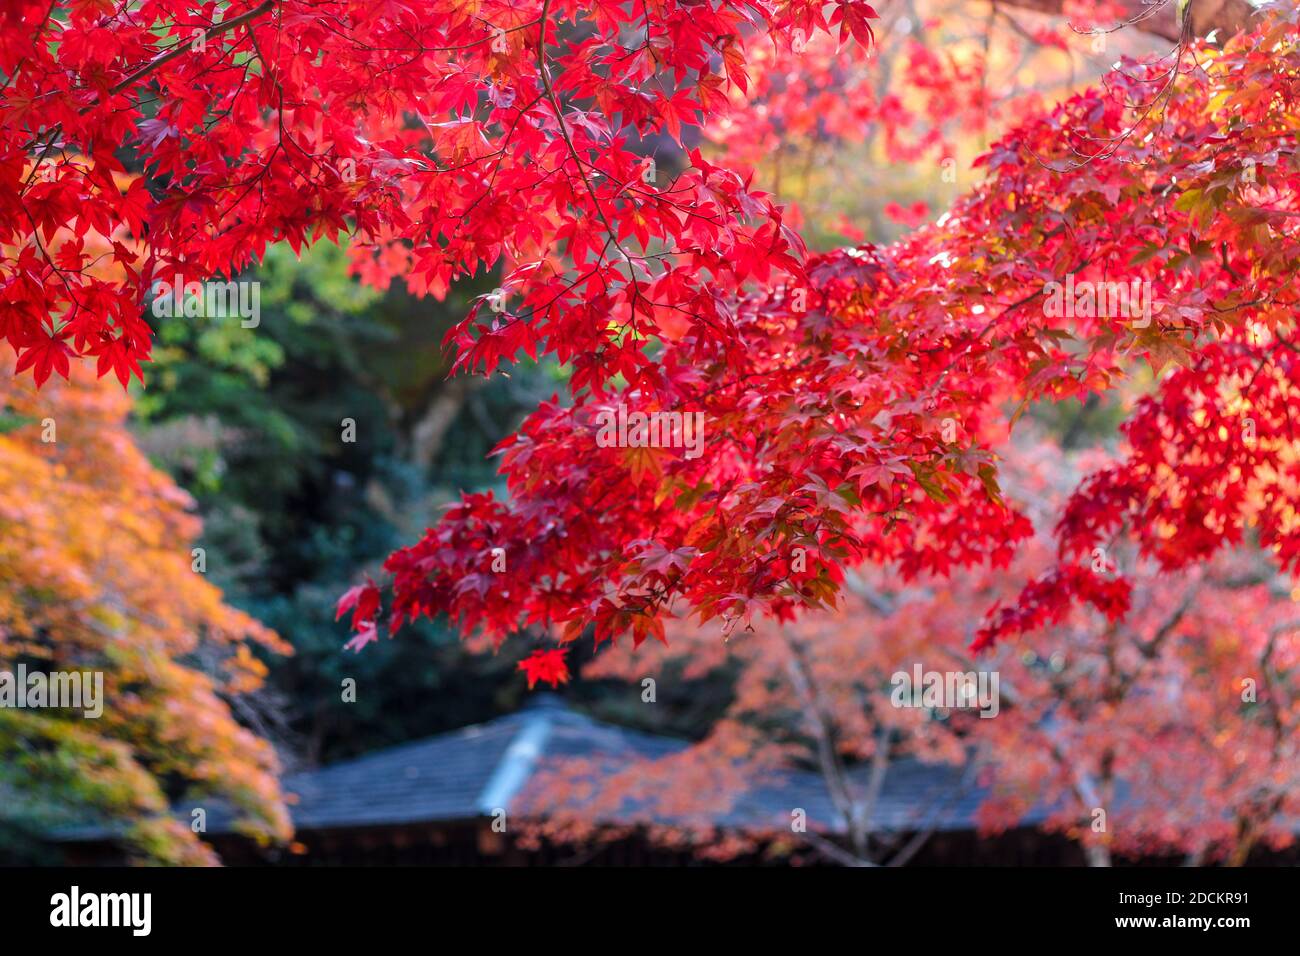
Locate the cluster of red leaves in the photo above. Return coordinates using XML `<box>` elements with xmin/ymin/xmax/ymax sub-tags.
<box><xmin>700</xmin><ymin>26</ymin><xmax>984</xmax><ymax>183</ymax></box>
<box><xmin>2</xmin><ymin>0</ymin><xmax>869</xmax><ymax>392</ymax></box>
<box><xmin>977</xmin><ymin>335</ymin><xmax>1300</xmax><ymax>649</ymax></box>
<box><xmin>521</xmin><ymin>436</ymin><xmax>1300</xmax><ymax>864</ymax></box>
<box><xmin>369</xmin><ymin>13</ymin><xmax>1300</xmax><ymax>657</ymax></box>
<box><xmin>517</xmin><ymin>648</ymin><xmax>571</xmax><ymax>689</ymax></box>
<box><xmin>4</xmin><ymin>3</ymin><xmax>1300</xmax><ymax>672</ymax></box>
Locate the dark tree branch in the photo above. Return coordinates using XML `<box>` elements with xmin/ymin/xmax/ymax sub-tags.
<box><xmin>108</xmin><ymin>0</ymin><xmax>276</xmax><ymax>98</ymax></box>
<box><xmin>995</xmin><ymin>0</ymin><xmax>1255</xmax><ymax>43</ymax></box>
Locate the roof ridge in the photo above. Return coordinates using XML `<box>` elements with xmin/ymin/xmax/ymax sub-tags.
<box><xmin>283</xmin><ymin>710</ymin><xmax>531</xmax><ymax>781</ymax></box>
<box><xmin>475</xmin><ymin>709</ymin><xmax>556</xmax><ymax>814</ymax></box>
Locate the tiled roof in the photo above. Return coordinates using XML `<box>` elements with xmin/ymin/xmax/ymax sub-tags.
<box><xmin>719</xmin><ymin>759</ymin><xmax>997</xmax><ymax>835</ymax></box>
<box><xmin>247</xmin><ymin>695</ymin><xmax>1028</xmax><ymax>836</ymax></box>
<box><xmin>56</xmin><ymin>694</ymin><xmax>1034</xmax><ymax>840</ymax></box>
<box><xmin>279</xmin><ymin>694</ymin><xmax>687</xmax><ymax>831</ymax></box>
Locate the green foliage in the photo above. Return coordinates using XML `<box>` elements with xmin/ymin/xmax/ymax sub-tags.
<box><xmin>1027</xmin><ymin>392</ymin><xmax>1128</xmax><ymax>450</ymax></box>
<box><xmin>132</xmin><ymin>243</ymin><xmax>559</xmax><ymax>762</ymax></box>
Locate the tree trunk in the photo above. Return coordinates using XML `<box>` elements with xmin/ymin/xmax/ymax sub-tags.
<box><xmin>407</xmin><ymin>374</ymin><xmax>479</xmax><ymax>473</ymax></box>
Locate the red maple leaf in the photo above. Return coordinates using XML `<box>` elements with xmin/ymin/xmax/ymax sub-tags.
<box><xmin>517</xmin><ymin>649</ymin><xmax>570</xmax><ymax>690</ymax></box>
<box><xmin>14</xmin><ymin>333</ymin><xmax>73</xmax><ymax>388</ymax></box>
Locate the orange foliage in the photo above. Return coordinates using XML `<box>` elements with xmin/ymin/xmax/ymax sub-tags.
<box><xmin>0</xmin><ymin>368</ymin><xmax>291</xmax><ymax>864</ymax></box>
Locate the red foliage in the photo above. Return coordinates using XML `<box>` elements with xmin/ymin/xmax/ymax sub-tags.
<box><xmin>517</xmin><ymin>648</ymin><xmax>571</xmax><ymax>689</ymax></box>
<box><xmin>363</xmin><ymin>12</ymin><xmax>1300</xmax><ymax>661</ymax></box>
<box><xmin>521</xmin><ymin>438</ymin><xmax>1300</xmax><ymax>865</ymax></box>
<box><xmin>3</xmin><ymin>3</ymin><xmax>1300</xmax><ymax>686</ymax></box>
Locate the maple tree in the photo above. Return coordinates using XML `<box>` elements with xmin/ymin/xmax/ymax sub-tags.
<box><xmin>360</xmin><ymin>6</ymin><xmax>1300</xmax><ymax>659</ymax></box>
<box><xmin>518</xmin><ymin>437</ymin><xmax>1300</xmax><ymax>866</ymax></box>
<box><xmin>3</xmin><ymin>1</ymin><xmax>1299</xmax><ymax>679</ymax></box>
<box><xmin>0</xmin><ymin>372</ymin><xmax>291</xmax><ymax>864</ymax></box>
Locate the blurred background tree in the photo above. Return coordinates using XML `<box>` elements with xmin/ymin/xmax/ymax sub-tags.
<box><xmin>0</xmin><ymin>373</ymin><xmax>291</xmax><ymax>864</ymax></box>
